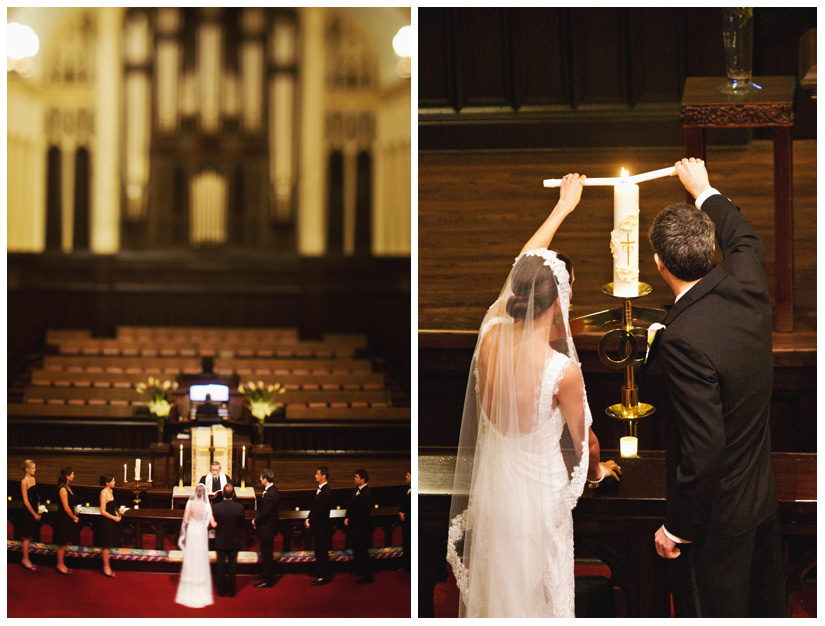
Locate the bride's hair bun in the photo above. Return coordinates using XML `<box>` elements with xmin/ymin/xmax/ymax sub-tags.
<box><xmin>506</xmin><ymin>255</ymin><xmax>560</xmax><ymax>320</ymax></box>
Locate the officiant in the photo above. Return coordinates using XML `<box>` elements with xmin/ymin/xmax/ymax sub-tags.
<box><xmin>198</xmin><ymin>461</ymin><xmax>233</xmax><ymax>503</ymax></box>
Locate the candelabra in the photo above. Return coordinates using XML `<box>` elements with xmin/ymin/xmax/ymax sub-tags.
<box><xmin>592</xmin><ymin>282</ymin><xmax>659</xmax><ymax>456</ymax></box>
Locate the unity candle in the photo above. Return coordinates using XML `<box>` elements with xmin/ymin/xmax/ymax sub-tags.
<box><xmin>242</xmin><ymin>445</ymin><xmax>246</xmax><ymax>468</ymax></box>
<box><xmin>135</xmin><ymin>459</ymin><xmax>141</xmax><ymax>481</ymax></box>
<box><xmin>610</xmin><ymin>170</ymin><xmax>640</xmax><ymax>298</ymax></box>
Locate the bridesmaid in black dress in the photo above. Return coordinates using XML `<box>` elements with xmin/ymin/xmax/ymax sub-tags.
<box><xmin>98</xmin><ymin>474</ymin><xmax>122</xmax><ymax>578</ymax></box>
<box><xmin>54</xmin><ymin>467</ymin><xmax>79</xmax><ymax>574</ymax></box>
<box><xmin>19</xmin><ymin>459</ymin><xmax>42</xmax><ymax>570</ymax></box>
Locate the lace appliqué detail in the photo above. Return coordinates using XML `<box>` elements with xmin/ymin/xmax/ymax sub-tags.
<box><xmin>446</xmin><ymin>511</ymin><xmax>471</xmax><ymax>604</ymax></box>
<box><xmin>536</xmin><ymin>353</ymin><xmax>591</xmax><ymax>511</ymax></box>
<box><xmin>518</xmin><ymin>249</ymin><xmax>571</xmax><ymax>314</ymax></box>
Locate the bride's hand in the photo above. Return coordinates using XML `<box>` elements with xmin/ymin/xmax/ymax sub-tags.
<box><xmin>556</xmin><ymin>174</ymin><xmax>585</xmax><ymax>213</ymax></box>
<box><xmin>600</xmin><ymin>460</ymin><xmax>621</xmax><ymax>482</ymax></box>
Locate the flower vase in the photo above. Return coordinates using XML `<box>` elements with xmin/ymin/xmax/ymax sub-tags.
<box><xmin>718</xmin><ymin>8</ymin><xmax>760</xmax><ymax>94</ymax></box>
<box><xmin>153</xmin><ymin>416</ymin><xmax>166</xmax><ymax>444</ymax></box>
<box><xmin>255</xmin><ymin>419</ymin><xmax>265</xmax><ymax>445</ymax></box>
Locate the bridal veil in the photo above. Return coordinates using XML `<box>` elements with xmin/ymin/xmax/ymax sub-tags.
<box><xmin>447</xmin><ymin>248</ymin><xmax>592</xmax><ymax>617</ymax></box>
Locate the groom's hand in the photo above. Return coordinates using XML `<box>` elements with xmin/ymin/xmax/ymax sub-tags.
<box><xmin>674</xmin><ymin>157</ymin><xmax>711</xmax><ymax>200</ymax></box>
<box><xmin>654</xmin><ymin>525</ymin><xmax>681</xmax><ymax>559</ymax></box>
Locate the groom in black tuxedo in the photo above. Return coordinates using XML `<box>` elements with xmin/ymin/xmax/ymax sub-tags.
<box><xmin>642</xmin><ymin>158</ymin><xmax>785</xmax><ymax>617</ymax></box>
<box><xmin>211</xmin><ymin>484</ymin><xmax>246</xmax><ymax>597</ymax></box>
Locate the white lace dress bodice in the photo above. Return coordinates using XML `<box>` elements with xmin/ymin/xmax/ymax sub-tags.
<box><xmin>448</xmin><ymin>350</ymin><xmax>585</xmax><ymax>617</ymax></box>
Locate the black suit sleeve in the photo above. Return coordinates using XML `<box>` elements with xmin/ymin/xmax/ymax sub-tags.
<box><xmin>661</xmin><ymin>335</ymin><xmax>725</xmax><ymax>541</ymax></box>
<box><xmin>702</xmin><ymin>194</ymin><xmax>766</xmax><ymax>282</ymax></box>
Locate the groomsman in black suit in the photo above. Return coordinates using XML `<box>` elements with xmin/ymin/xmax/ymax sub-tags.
<box><xmin>306</xmin><ymin>466</ymin><xmax>332</xmax><ymax>586</ymax></box>
<box><xmin>344</xmin><ymin>468</ymin><xmax>374</xmax><ymax>583</ymax></box>
<box><xmin>643</xmin><ymin>158</ymin><xmax>785</xmax><ymax>617</ymax></box>
<box><xmin>252</xmin><ymin>468</ymin><xmax>279</xmax><ymax>588</ymax></box>
<box><xmin>211</xmin><ymin>484</ymin><xmax>246</xmax><ymax>597</ymax></box>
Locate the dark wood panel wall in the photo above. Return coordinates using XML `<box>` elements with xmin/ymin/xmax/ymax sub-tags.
<box><xmin>419</xmin><ymin>8</ymin><xmax>817</xmax><ymax>149</ymax></box>
<box><xmin>7</xmin><ymin>253</ymin><xmax>410</xmax><ymax>386</ymax></box>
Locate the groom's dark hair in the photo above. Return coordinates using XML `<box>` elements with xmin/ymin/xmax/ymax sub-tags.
<box><xmin>223</xmin><ymin>484</ymin><xmax>235</xmax><ymax>499</ymax></box>
<box><xmin>648</xmin><ymin>203</ymin><xmax>716</xmax><ymax>281</ymax></box>
<box><xmin>260</xmin><ymin>468</ymin><xmax>274</xmax><ymax>483</ymax></box>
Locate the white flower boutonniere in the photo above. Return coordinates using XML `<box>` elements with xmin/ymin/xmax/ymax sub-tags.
<box><xmin>645</xmin><ymin>323</ymin><xmax>666</xmax><ymax>363</ymax></box>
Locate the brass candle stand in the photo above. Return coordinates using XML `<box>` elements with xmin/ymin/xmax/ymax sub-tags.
<box><xmin>594</xmin><ymin>282</ymin><xmax>658</xmax><ymax>446</ymax></box>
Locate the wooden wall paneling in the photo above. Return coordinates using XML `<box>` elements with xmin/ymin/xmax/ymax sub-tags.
<box><xmin>569</xmin><ymin>8</ymin><xmax>627</xmax><ymax>106</ymax></box>
<box><xmin>453</xmin><ymin>8</ymin><xmax>511</xmax><ymax>111</ymax></box>
<box><xmin>511</xmin><ymin>8</ymin><xmax>569</xmax><ymax>110</ymax></box>
<box><xmin>627</xmin><ymin>8</ymin><xmax>685</xmax><ymax>106</ymax></box>
<box><xmin>418</xmin><ymin>7</ymin><xmax>454</xmax><ymax>110</ymax></box>
<box><xmin>418</xmin><ymin>8</ymin><xmax>816</xmax><ymax>149</ymax></box>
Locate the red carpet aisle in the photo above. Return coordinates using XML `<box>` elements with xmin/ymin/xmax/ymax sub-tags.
<box><xmin>7</xmin><ymin>565</ymin><xmax>411</xmax><ymax>618</ymax></box>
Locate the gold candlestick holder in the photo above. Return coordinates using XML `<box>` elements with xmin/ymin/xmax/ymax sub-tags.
<box><xmin>595</xmin><ymin>283</ymin><xmax>657</xmax><ymax>449</ymax></box>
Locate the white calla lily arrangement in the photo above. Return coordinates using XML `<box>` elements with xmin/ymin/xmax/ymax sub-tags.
<box><xmin>136</xmin><ymin>377</ymin><xmax>179</xmax><ymax>429</ymax></box>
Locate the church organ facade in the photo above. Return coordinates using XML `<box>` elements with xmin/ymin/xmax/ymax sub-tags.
<box><xmin>7</xmin><ymin>7</ymin><xmax>411</xmax><ymax>256</ymax></box>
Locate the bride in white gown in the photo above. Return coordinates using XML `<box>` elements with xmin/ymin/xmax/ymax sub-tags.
<box><xmin>447</xmin><ymin>173</ymin><xmax>621</xmax><ymax>617</ymax></box>
<box><xmin>175</xmin><ymin>483</ymin><xmax>216</xmax><ymax>608</ymax></box>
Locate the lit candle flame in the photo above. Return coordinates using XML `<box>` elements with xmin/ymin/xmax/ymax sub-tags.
<box><xmin>620</xmin><ymin>168</ymin><xmax>629</xmax><ymax>181</ymax></box>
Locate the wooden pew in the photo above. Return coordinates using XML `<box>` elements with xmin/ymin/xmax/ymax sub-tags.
<box><xmin>24</xmin><ymin>386</ymin><xmax>146</xmax><ymax>404</ymax></box>
<box><xmin>116</xmin><ymin>326</ymin><xmax>300</xmax><ymax>342</ymax></box>
<box><xmin>29</xmin><ymin>369</ymin><xmax>386</xmax><ymax>388</ymax></box>
<box><xmin>43</xmin><ymin>355</ymin><xmax>202</xmax><ymax>372</ymax></box>
<box><xmin>8</xmin><ymin>403</ymin><xmax>137</xmax><ymax>419</ymax></box>
<box><xmin>286</xmin><ymin>407</ymin><xmax>410</xmax><ymax>421</ymax></box>
<box><xmin>50</xmin><ymin>338</ymin><xmax>359</xmax><ymax>358</ymax></box>
<box><xmin>214</xmin><ymin>357</ymin><xmax>373</xmax><ymax>373</ymax></box>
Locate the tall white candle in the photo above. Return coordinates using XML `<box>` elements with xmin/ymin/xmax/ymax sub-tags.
<box><xmin>124</xmin><ymin>464</ymin><xmax>127</xmax><ymax>483</ymax></box>
<box><xmin>180</xmin><ymin>444</ymin><xmax>184</xmax><ymax>466</ymax></box>
<box><xmin>611</xmin><ymin>170</ymin><xmax>640</xmax><ymax>298</ymax></box>
<box><xmin>242</xmin><ymin>445</ymin><xmax>246</xmax><ymax>469</ymax></box>
<box><xmin>135</xmin><ymin>459</ymin><xmax>141</xmax><ymax>481</ymax></box>
<box><xmin>148</xmin><ymin>463</ymin><xmax>152</xmax><ymax>482</ymax></box>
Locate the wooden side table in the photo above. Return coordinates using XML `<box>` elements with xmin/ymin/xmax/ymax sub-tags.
<box><xmin>681</xmin><ymin>76</ymin><xmax>796</xmax><ymax>331</ymax></box>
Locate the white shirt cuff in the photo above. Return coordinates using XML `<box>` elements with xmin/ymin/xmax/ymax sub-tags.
<box><xmin>663</xmin><ymin>526</ymin><xmax>691</xmax><ymax>544</ymax></box>
<box><xmin>694</xmin><ymin>188</ymin><xmax>721</xmax><ymax>209</ymax></box>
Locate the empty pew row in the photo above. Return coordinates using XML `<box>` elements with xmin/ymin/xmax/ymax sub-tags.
<box><xmin>42</xmin><ymin>355</ymin><xmax>374</xmax><ymax>373</ymax></box>
<box><xmin>51</xmin><ymin>341</ymin><xmax>357</xmax><ymax>359</ymax></box>
<box><xmin>24</xmin><ymin>386</ymin><xmax>391</xmax><ymax>407</ymax></box>
<box><xmin>116</xmin><ymin>326</ymin><xmax>301</xmax><ymax>342</ymax></box>
<box><xmin>29</xmin><ymin>369</ymin><xmax>386</xmax><ymax>389</ymax></box>
<box><xmin>285</xmin><ymin>407</ymin><xmax>410</xmax><ymax>422</ymax></box>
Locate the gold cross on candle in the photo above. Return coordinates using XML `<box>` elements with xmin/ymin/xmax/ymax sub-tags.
<box><xmin>622</xmin><ymin>232</ymin><xmax>635</xmax><ymax>265</ymax></box>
